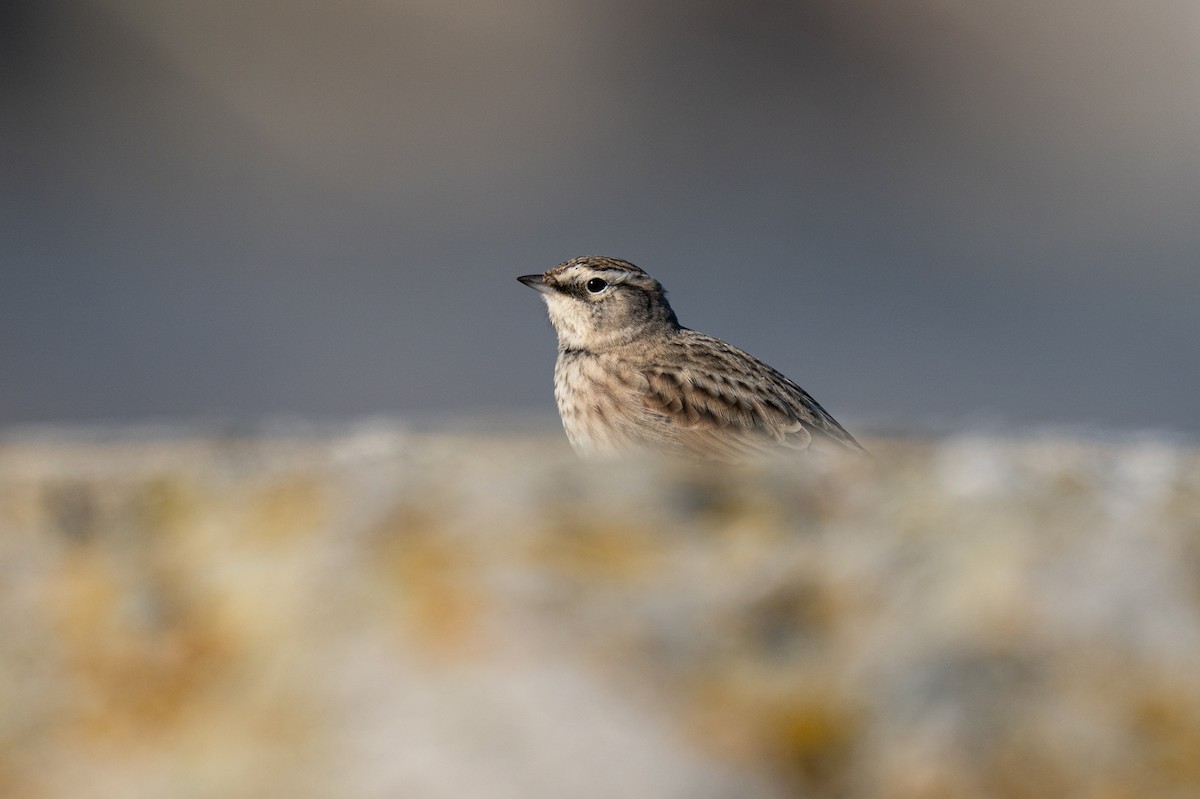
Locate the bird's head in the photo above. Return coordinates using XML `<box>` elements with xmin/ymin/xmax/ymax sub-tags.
<box><xmin>518</xmin><ymin>256</ymin><xmax>680</xmax><ymax>351</ymax></box>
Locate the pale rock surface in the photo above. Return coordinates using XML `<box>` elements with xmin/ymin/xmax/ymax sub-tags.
<box><xmin>1</xmin><ymin>424</ymin><xmax>1198</xmax><ymax>798</ymax></box>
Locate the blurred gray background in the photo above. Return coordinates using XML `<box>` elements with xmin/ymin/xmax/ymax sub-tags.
<box><xmin>3</xmin><ymin>0</ymin><xmax>1197</xmax><ymax>433</ymax></box>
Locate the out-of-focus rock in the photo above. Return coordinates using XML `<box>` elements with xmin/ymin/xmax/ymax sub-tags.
<box><xmin>1</xmin><ymin>425</ymin><xmax>1198</xmax><ymax>798</ymax></box>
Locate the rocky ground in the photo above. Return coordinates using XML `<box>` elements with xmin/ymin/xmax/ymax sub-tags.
<box><xmin>1</xmin><ymin>422</ymin><xmax>1198</xmax><ymax>798</ymax></box>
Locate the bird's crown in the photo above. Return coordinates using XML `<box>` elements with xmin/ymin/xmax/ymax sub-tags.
<box><xmin>543</xmin><ymin>256</ymin><xmax>663</xmax><ymax>295</ymax></box>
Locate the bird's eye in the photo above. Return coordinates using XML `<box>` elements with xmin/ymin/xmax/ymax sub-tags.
<box><xmin>585</xmin><ymin>278</ymin><xmax>608</xmax><ymax>294</ymax></box>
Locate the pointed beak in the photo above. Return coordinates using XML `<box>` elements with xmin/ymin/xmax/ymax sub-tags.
<box><xmin>518</xmin><ymin>274</ymin><xmax>554</xmax><ymax>294</ymax></box>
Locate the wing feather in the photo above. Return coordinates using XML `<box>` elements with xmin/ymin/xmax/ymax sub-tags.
<box><xmin>634</xmin><ymin>332</ymin><xmax>864</xmax><ymax>460</ymax></box>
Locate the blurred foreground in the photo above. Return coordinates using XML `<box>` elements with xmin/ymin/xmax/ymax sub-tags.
<box><xmin>1</xmin><ymin>424</ymin><xmax>1199</xmax><ymax>798</ymax></box>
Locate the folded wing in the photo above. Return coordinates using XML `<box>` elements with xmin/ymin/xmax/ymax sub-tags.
<box><xmin>637</xmin><ymin>332</ymin><xmax>864</xmax><ymax>460</ymax></box>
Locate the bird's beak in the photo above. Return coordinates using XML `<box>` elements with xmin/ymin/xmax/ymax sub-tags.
<box><xmin>518</xmin><ymin>274</ymin><xmax>554</xmax><ymax>294</ymax></box>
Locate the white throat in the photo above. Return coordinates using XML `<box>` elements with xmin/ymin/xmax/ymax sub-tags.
<box><xmin>541</xmin><ymin>293</ymin><xmax>596</xmax><ymax>351</ymax></box>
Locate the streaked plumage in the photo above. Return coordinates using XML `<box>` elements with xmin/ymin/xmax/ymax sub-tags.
<box><xmin>518</xmin><ymin>256</ymin><xmax>863</xmax><ymax>461</ymax></box>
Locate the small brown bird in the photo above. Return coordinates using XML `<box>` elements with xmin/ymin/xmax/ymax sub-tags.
<box><xmin>519</xmin><ymin>256</ymin><xmax>864</xmax><ymax>461</ymax></box>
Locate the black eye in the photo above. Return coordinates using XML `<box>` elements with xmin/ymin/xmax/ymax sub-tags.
<box><xmin>585</xmin><ymin>278</ymin><xmax>608</xmax><ymax>294</ymax></box>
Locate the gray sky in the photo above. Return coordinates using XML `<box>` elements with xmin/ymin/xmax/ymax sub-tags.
<box><xmin>3</xmin><ymin>0</ymin><xmax>1198</xmax><ymax>433</ymax></box>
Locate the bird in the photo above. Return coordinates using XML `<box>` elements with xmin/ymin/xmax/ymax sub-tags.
<box><xmin>518</xmin><ymin>256</ymin><xmax>864</xmax><ymax>461</ymax></box>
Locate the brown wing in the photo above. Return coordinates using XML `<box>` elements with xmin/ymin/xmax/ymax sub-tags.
<box><xmin>636</xmin><ymin>332</ymin><xmax>864</xmax><ymax>461</ymax></box>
